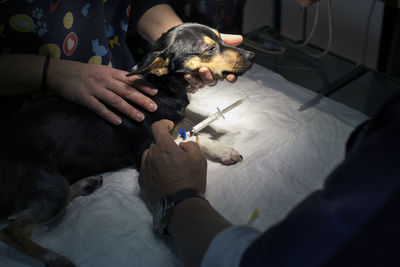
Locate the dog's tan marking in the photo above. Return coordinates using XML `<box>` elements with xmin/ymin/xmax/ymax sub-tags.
<box><xmin>0</xmin><ymin>221</ymin><xmax>48</xmax><ymax>261</ymax></box>
<box><xmin>212</xmin><ymin>29</ymin><xmax>221</xmax><ymax>38</ymax></box>
<box><xmin>131</xmin><ymin>57</ymin><xmax>170</xmax><ymax>76</ymax></box>
<box><xmin>108</xmin><ymin>35</ymin><xmax>120</xmax><ymax>49</ymax></box>
<box><xmin>203</xmin><ymin>35</ymin><xmax>215</xmax><ymax>45</ymax></box>
<box><xmin>184</xmin><ymin>50</ymin><xmax>242</xmax><ymax>79</ymax></box>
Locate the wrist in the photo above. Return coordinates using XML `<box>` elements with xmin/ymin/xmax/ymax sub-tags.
<box><xmin>168</xmin><ymin>196</ymin><xmax>211</xmax><ymax>233</ymax></box>
<box><xmin>46</xmin><ymin>57</ymin><xmax>60</xmax><ymax>91</ymax></box>
<box><xmin>153</xmin><ymin>189</ymin><xmax>208</xmax><ymax>235</ymax></box>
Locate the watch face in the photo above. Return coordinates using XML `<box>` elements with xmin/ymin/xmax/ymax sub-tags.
<box><xmin>153</xmin><ymin>199</ymin><xmax>167</xmax><ymax>234</ymax></box>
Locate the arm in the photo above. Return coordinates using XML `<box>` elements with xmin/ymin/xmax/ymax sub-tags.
<box><xmin>168</xmin><ymin>198</ymin><xmax>232</xmax><ymax>267</ymax></box>
<box><xmin>297</xmin><ymin>0</ymin><xmax>320</xmax><ymax>7</ymax></box>
<box><xmin>137</xmin><ymin>4</ymin><xmax>183</xmax><ymax>44</ymax></box>
<box><xmin>0</xmin><ymin>54</ymin><xmax>46</xmax><ymax>95</ymax></box>
<box><xmin>0</xmin><ymin>54</ymin><xmax>158</xmax><ymax>125</ymax></box>
<box><xmin>139</xmin><ymin>120</ymin><xmax>232</xmax><ymax>267</ymax></box>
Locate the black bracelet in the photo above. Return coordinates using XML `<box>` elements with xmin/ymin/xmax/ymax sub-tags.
<box><xmin>41</xmin><ymin>55</ymin><xmax>50</xmax><ymax>92</ymax></box>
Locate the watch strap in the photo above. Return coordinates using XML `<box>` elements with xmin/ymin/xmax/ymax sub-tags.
<box><xmin>166</xmin><ymin>188</ymin><xmax>208</xmax><ymax>206</ymax></box>
<box><xmin>154</xmin><ymin>188</ymin><xmax>208</xmax><ymax>235</ymax></box>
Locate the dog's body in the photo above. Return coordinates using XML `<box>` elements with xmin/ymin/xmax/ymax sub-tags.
<box><xmin>0</xmin><ymin>23</ymin><xmax>254</xmax><ymax>266</ymax></box>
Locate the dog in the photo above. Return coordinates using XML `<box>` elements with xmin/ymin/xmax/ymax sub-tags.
<box><xmin>0</xmin><ymin>23</ymin><xmax>254</xmax><ymax>266</ymax></box>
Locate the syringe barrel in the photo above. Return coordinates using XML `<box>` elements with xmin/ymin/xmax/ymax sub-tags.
<box><xmin>192</xmin><ymin>113</ymin><xmax>219</xmax><ymax>134</ymax></box>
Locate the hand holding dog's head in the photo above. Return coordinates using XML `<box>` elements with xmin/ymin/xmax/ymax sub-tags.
<box><xmin>128</xmin><ymin>23</ymin><xmax>255</xmax><ymax>80</ymax></box>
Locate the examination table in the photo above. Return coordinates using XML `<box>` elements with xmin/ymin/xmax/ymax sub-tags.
<box><xmin>0</xmin><ymin>64</ymin><xmax>368</xmax><ymax>266</ymax></box>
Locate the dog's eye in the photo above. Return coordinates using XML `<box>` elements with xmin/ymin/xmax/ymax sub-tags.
<box><xmin>204</xmin><ymin>45</ymin><xmax>217</xmax><ymax>53</ymax></box>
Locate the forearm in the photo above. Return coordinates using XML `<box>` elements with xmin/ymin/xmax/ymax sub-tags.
<box><xmin>168</xmin><ymin>198</ymin><xmax>232</xmax><ymax>267</ymax></box>
<box><xmin>137</xmin><ymin>4</ymin><xmax>183</xmax><ymax>44</ymax></box>
<box><xmin>297</xmin><ymin>0</ymin><xmax>320</xmax><ymax>7</ymax></box>
<box><xmin>0</xmin><ymin>54</ymin><xmax>46</xmax><ymax>95</ymax></box>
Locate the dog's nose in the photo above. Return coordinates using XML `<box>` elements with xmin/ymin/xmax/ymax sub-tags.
<box><xmin>246</xmin><ymin>51</ymin><xmax>256</xmax><ymax>62</ymax></box>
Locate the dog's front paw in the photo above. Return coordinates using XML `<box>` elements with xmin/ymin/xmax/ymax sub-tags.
<box><xmin>44</xmin><ymin>251</ymin><xmax>76</xmax><ymax>267</ymax></box>
<box><xmin>70</xmin><ymin>175</ymin><xmax>103</xmax><ymax>198</ymax></box>
<box><xmin>218</xmin><ymin>147</ymin><xmax>243</xmax><ymax>165</ymax></box>
<box><xmin>197</xmin><ymin>136</ymin><xmax>243</xmax><ymax>165</ymax></box>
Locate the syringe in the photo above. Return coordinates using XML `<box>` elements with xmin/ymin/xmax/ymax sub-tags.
<box><xmin>178</xmin><ymin>95</ymin><xmax>249</xmax><ymax>140</ymax></box>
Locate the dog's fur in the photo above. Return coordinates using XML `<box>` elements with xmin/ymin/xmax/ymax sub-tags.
<box><xmin>0</xmin><ymin>23</ymin><xmax>254</xmax><ymax>266</ymax></box>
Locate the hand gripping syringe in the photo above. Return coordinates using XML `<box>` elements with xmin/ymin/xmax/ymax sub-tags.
<box><xmin>178</xmin><ymin>95</ymin><xmax>249</xmax><ymax>140</ymax></box>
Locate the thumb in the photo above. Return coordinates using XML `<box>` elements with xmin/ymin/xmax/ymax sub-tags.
<box><xmin>179</xmin><ymin>141</ymin><xmax>203</xmax><ymax>156</ymax></box>
<box><xmin>220</xmin><ymin>33</ymin><xmax>243</xmax><ymax>47</ymax></box>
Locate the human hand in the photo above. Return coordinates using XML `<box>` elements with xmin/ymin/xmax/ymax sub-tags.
<box><xmin>297</xmin><ymin>0</ymin><xmax>320</xmax><ymax>7</ymax></box>
<box><xmin>184</xmin><ymin>33</ymin><xmax>243</xmax><ymax>93</ymax></box>
<box><xmin>47</xmin><ymin>59</ymin><xmax>158</xmax><ymax>125</ymax></box>
<box><xmin>139</xmin><ymin>120</ymin><xmax>207</xmax><ymax>211</ymax></box>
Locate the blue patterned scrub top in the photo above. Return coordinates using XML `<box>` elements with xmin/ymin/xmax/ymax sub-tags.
<box><xmin>0</xmin><ymin>0</ymin><xmax>168</xmax><ymax>71</ymax></box>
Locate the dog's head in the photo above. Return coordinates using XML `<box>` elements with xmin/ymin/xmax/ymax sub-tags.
<box><xmin>128</xmin><ymin>23</ymin><xmax>255</xmax><ymax>79</ymax></box>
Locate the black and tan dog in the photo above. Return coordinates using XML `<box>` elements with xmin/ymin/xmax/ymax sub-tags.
<box><xmin>0</xmin><ymin>23</ymin><xmax>254</xmax><ymax>266</ymax></box>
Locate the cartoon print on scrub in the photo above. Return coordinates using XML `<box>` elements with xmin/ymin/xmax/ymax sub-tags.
<box><xmin>106</xmin><ymin>24</ymin><xmax>114</xmax><ymax>38</ymax></box>
<box><xmin>108</xmin><ymin>35</ymin><xmax>120</xmax><ymax>48</ymax></box>
<box><xmin>91</xmin><ymin>39</ymin><xmax>108</xmax><ymax>57</ymax></box>
<box><xmin>9</xmin><ymin>14</ymin><xmax>34</xmax><ymax>33</ymax></box>
<box><xmin>50</xmin><ymin>0</ymin><xmax>62</xmax><ymax>13</ymax></box>
<box><xmin>32</xmin><ymin>7</ymin><xmax>47</xmax><ymax>36</ymax></box>
<box><xmin>120</xmin><ymin>20</ymin><xmax>128</xmax><ymax>31</ymax></box>
<box><xmin>63</xmin><ymin>11</ymin><xmax>73</xmax><ymax>29</ymax></box>
<box><xmin>106</xmin><ymin>23</ymin><xmax>120</xmax><ymax>49</ymax></box>
<box><xmin>82</xmin><ymin>3</ymin><xmax>91</xmax><ymax>18</ymax></box>
<box><xmin>39</xmin><ymin>43</ymin><xmax>61</xmax><ymax>58</ymax></box>
<box><xmin>63</xmin><ymin>32</ymin><xmax>78</xmax><ymax>56</ymax></box>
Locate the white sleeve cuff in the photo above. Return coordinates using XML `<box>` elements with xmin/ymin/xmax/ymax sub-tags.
<box><xmin>201</xmin><ymin>226</ymin><xmax>261</xmax><ymax>267</ymax></box>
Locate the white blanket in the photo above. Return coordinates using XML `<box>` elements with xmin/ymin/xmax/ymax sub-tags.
<box><xmin>0</xmin><ymin>64</ymin><xmax>368</xmax><ymax>267</ymax></box>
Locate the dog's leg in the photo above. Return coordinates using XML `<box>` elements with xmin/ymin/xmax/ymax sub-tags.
<box><xmin>175</xmin><ymin>135</ymin><xmax>243</xmax><ymax>165</ymax></box>
<box><xmin>0</xmin><ymin>220</ymin><xmax>75</xmax><ymax>267</ymax></box>
<box><xmin>70</xmin><ymin>175</ymin><xmax>103</xmax><ymax>199</ymax></box>
<box><xmin>197</xmin><ymin>135</ymin><xmax>243</xmax><ymax>165</ymax></box>
<box><xmin>0</xmin><ymin>170</ymin><xmax>75</xmax><ymax>266</ymax></box>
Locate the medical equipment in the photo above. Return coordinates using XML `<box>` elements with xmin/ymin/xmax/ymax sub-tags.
<box><xmin>178</xmin><ymin>95</ymin><xmax>250</xmax><ymax>140</ymax></box>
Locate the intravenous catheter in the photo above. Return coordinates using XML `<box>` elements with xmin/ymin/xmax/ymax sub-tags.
<box><xmin>178</xmin><ymin>95</ymin><xmax>249</xmax><ymax>140</ymax></box>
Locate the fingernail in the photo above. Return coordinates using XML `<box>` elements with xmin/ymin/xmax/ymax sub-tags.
<box><xmin>199</xmin><ymin>67</ymin><xmax>208</xmax><ymax>73</ymax></box>
<box><xmin>151</xmin><ymin>89</ymin><xmax>158</xmax><ymax>95</ymax></box>
<box><xmin>149</xmin><ymin>103</ymin><xmax>158</xmax><ymax>112</ymax></box>
<box><xmin>136</xmin><ymin>112</ymin><xmax>145</xmax><ymax>121</ymax></box>
<box><xmin>114</xmin><ymin>117</ymin><xmax>122</xmax><ymax>125</ymax></box>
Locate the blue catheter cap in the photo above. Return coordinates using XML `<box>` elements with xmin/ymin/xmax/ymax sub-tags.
<box><xmin>179</xmin><ymin>129</ymin><xmax>187</xmax><ymax>139</ymax></box>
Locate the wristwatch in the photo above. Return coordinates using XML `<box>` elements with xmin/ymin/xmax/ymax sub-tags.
<box><xmin>153</xmin><ymin>188</ymin><xmax>208</xmax><ymax>235</ymax></box>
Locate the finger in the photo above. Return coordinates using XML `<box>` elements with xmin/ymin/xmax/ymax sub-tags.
<box><xmin>140</xmin><ymin>148</ymin><xmax>150</xmax><ymax>169</ymax></box>
<box><xmin>185</xmin><ymin>84</ymin><xmax>198</xmax><ymax>94</ymax></box>
<box><xmin>114</xmin><ymin>70</ymin><xmax>159</xmax><ymax>96</ymax></box>
<box><xmin>199</xmin><ymin>67</ymin><xmax>218</xmax><ymax>87</ymax></box>
<box><xmin>105</xmin><ymin>78</ymin><xmax>158</xmax><ymax>113</ymax></box>
<box><xmin>225</xmin><ymin>74</ymin><xmax>237</xmax><ymax>83</ymax></box>
<box><xmin>179</xmin><ymin>141</ymin><xmax>202</xmax><ymax>156</ymax></box>
<box><xmin>220</xmin><ymin>33</ymin><xmax>243</xmax><ymax>47</ymax></box>
<box><xmin>151</xmin><ymin>120</ymin><xmax>177</xmax><ymax>147</ymax></box>
<box><xmin>97</xmin><ymin>89</ymin><xmax>146</xmax><ymax>122</ymax></box>
<box><xmin>82</xmin><ymin>96</ymin><xmax>122</xmax><ymax>125</ymax></box>
<box><xmin>125</xmin><ymin>75</ymin><xmax>159</xmax><ymax>96</ymax></box>
<box><xmin>184</xmin><ymin>74</ymin><xmax>205</xmax><ymax>90</ymax></box>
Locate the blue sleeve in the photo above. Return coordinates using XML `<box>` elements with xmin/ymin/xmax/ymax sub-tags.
<box><xmin>201</xmin><ymin>226</ymin><xmax>261</xmax><ymax>267</ymax></box>
<box><xmin>239</xmin><ymin>95</ymin><xmax>400</xmax><ymax>266</ymax></box>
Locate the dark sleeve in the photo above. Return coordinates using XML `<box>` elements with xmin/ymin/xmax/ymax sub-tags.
<box><xmin>240</xmin><ymin>94</ymin><xmax>400</xmax><ymax>266</ymax></box>
<box><xmin>130</xmin><ymin>0</ymin><xmax>172</xmax><ymax>31</ymax></box>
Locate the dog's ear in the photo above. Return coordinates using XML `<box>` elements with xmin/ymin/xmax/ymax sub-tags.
<box><xmin>127</xmin><ymin>51</ymin><xmax>170</xmax><ymax>76</ymax></box>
